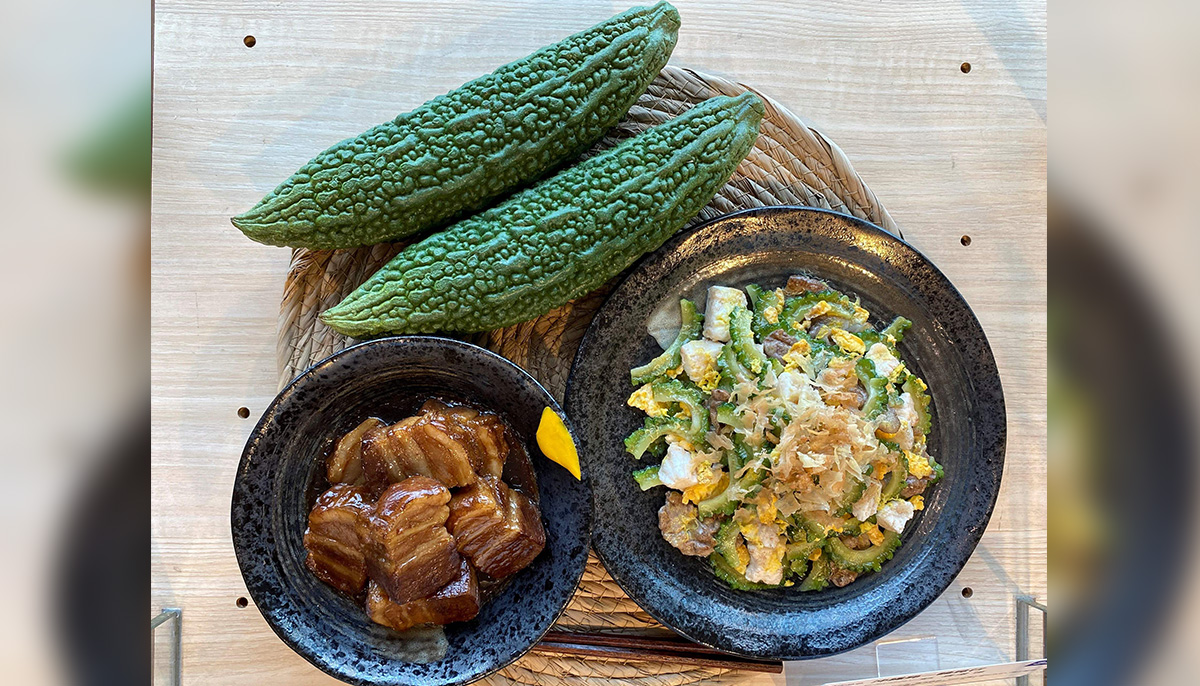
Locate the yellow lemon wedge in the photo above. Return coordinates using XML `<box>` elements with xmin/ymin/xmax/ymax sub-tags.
<box><xmin>537</xmin><ymin>407</ymin><xmax>581</xmax><ymax>480</ymax></box>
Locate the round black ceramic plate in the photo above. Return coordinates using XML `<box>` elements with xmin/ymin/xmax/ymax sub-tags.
<box><xmin>231</xmin><ymin>337</ymin><xmax>592</xmax><ymax>686</ymax></box>
<box><xmin>565</xmin><ymin>207</ymin><xmax>1005</xmax><ymax>659</ymax></box>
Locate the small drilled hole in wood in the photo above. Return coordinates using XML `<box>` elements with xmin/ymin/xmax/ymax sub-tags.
<box><xmin>961</xmin><ymin>62</ymin><xmax>971</xmax><ymax>73</ymax></box>
<box><xmin>236</xmin><ymin>597</ymin><xmax>249</xmax><ymax>608</ymax></box>
<box><xmin>244</xmin><ymin>35</ymin><xmax>256</xmax><ymax>48</ymax></box>
<box><xmin>961</xmin><ymin>587</ymin><xmax>973</xmax><ymax>598</ymax></box>
<box><xmin>237</xmin><ymin>407</ymin><xmax>250</xmax><ymax>419</ymax></box>
<box><xmin>960</xmin><ymin>235</ymin><xmax>972</xmax><ymax>246</ymax></box>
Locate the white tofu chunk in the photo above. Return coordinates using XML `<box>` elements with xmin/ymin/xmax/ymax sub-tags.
<box><xmin>702</xmin><ymin>286</ymin><xmax>747</xmax><ymax>343</ymax></box>
<box><xmin>851</xmin><ymin>479</ymin><xmax>883</xmax><ymax>522</ymax></box>
<box><xmin>658</xmin><ymin>443</ymin><xmax>702</xmax><ymax>490</ymax></box>
<box><xmin>680</xmin><ymin>340</ymin><xmax>724</xmax><ymax>384</ymax></box>
<box><xmin>865</xmin><ymin>343</ymin><xmax>901</xmax><ymax>379</ymax></box>
<box><xmin>876</xmin><ymin>499</ymin><xmax>915</xmax><ymax>533</ymax></box>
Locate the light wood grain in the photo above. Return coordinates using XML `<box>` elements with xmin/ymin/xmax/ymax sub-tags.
<box><xmin>151</xmin><ymin>1</ymin><xmax>1045</xmax><ymax>684</ymax></box>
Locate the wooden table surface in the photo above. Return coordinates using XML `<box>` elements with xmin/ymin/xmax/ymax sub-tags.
<box><xmin>151</xmin><ymin>1</ymin><xmax>1045</xmax><ymax>684</ymax></box>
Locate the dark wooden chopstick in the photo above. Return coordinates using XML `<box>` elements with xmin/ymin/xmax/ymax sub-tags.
<box><xmin>532</xmin><ymin>630</ymin><xmax>784</xmax><ymax>673</ymax></box>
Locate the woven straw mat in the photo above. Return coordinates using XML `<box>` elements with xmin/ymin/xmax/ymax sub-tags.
<box><xmin>277</xmin><ymin>65</ymin><xmax>898</xmax><ymax>683</ymax></box>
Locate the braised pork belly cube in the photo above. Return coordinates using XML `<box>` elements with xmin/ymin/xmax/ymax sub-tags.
<box><xmin>447</xmin><ymin>475</ymin><xmax>545</xmax><ymax>578</ymax></box>
<box><xmin>361</xmin><ymin>416</ymin><xmax>477</xmax><ymax>495</ymax></box>
<box><xmin>420</xmin><ymin>401</ymin><xmax>509</xmax><ymax>479</ymax></box>
<box><xmin>364</xmin><ymin>559</ymin><xmax>480</xmax><ymax>631</ymax></box>
<box><xmin>360</xmin><ymin>476</ymin><xmax>462</xmax><ymax>604</ymax></box>
<box><xmin>326</xmin><ymin>417</ymin><xmax>385</xmax><ymax>486</ymax></box>
<box><xmin>303</xmin><ymin>484</ymin><xmax>374</xmax><ymax>595</ymax></box>
<box><xmin>360</xmin><ymin>402</ymin><xmax>514</xmax><ymax>495</ymax></box>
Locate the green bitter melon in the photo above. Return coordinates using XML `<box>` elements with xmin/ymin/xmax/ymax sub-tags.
<box><xmin>321</xmin><ymin>92</ymin><xmax>765</xmax><ymax>335</ymax></box>
<box><xmin>231</xmin><ymin>2</ymin><xmax>680</xmax><ymax>249</ymax></box>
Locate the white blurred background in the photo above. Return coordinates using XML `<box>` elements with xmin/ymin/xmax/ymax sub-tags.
<box><xmin>1053</xmin><ymin>1</ymin><xmax>1200</xmax><ymax>685</ymax></box>
<box><xmin>0</xmin><ymin>0</ymin><xmax>148</xmax><ymax>683</ymax></box>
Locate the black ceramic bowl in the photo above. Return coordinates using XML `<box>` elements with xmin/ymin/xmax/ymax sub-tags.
<box><xmin>231</xmin><ymin>337</ymin><xmax>592</xmax><ymax>685</ymax></box>
<box><xmin>565</xmin><ymin>207</ymin><xmax>1005</xmax><ymax>659</ymax></box>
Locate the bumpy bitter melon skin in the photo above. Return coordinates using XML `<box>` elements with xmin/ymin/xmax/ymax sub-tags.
<box><xmin>231</xmin><ymin>2</ymin><xmax>681</xmax><ymax>249</ymax></box>
<box><xmin>321</xmin><ymin>92</ymin><xmax>764</xmax><ymax>336</ymax></box>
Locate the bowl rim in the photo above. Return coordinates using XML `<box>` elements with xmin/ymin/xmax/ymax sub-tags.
<box><xmin>565</xmin><ymin>206</ymin><xmax>1007</xmax><ymax>659</ymax></box>
<box><xmin>230</xmin><ymin>335</ymin><xmax>592</xmax><ymax>685</ymax></box>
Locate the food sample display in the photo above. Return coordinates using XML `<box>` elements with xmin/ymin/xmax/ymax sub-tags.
<box><xmin>625</xmin><ymin>277</ymin><xmax>941</xmax><ymax>591</ymax></box>
<box><xmin>303</xmin><ymin>400</ymin><xmax>545</xmax><ymax>630</ymax></box>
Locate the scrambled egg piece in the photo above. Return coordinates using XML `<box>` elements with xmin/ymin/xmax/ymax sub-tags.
<box><xmin>702</xmin><ymin>286</ymin><xmax>747</xmax><ymax>342</ymax></box>
<box><xmin>763</xmin><ymin>305</ymin><xmax>781</xmax><ymax>324</ymax></box>
<box><xmin>860</xmin><ymin>521</ymin><xmax>885</xmax><ymax>546</ymax></box>
<box><xmin>697</xmin><ymin>369</ymin><xmax>721</xmax><ymax>392</ymax></box>
<box><xmin>830</xmin><ymin>329</ymin><xmax>866</xmax><ymax>355</ymax></box>
<box><xmin>627</xmin><ymin>384</ymin><xmax>668</xmax><ymax>417</ymax></box>
<box><xmin>910</xmin><ymin>495</ymin><xmax>925</xmax><ymax>511</ymax></box>
<box><xmin>739</xmin><ymin>519</ymin><xmax>786</xmax><ymax>585</ymax></box>
<box><xmin>781</xmin><ymin>339</ymin><xmax>812</xmax><ymax>371</ymax></box>
<box><xmin>762</xmin><ymin>289</ymin><xmax>786</xmax><ymax>324</ymax></box>
<box><xmin>756</xmin><ymin>491</ymin><xmax>779</xmax><ymax>524</ymax></box>
<box><xmin>805</xmin><ymin>300</ymin><xmax>833</xmax><ymax>321</ymax></box>
<box><xmin>853</xmin><ymin>304</ymin><xmax>871</xmax><ymax>323</ymax></box>
<box><xmin>808</xmin><ymin>548</ymin><xmax>823</xmax><ymax>561</ymax></box>
<box><xmin>682</xmin><ymin>470</ymin><xmax>726</xmax><ymax>504</ymax></box>
<box><xmin>905</xmin><ymin>451</ymin><xmax>934</xmax><ymax>479</ymax></box>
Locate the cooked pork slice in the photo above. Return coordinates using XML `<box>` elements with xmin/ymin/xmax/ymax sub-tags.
<box><xmin>303</xmin><ymin>484</ymin><xmax>374</xmax><ymax>595</ymax></box>
<box><xmin>361</xmin><ymin>417</ymin><xmax>418</xmax><ymax>496</ymax></box>
<box><xmin>420</xmin><ymin>400</ymin><xmax>509</xmax><ymax>478</ymax></box>
<box><xmin>658</xmin><ymin>492</ymin><xmax>720</xmax><ymax>556</ymax></box>
<box><xmin>786</xmin><ymin>274</ymin><xmax>829</xmax><ymax>294</ymax></box>
<box><xmin>447</xmin><ymin>476</ymin><xmax>545</xmax><ymax>578</ymax></box>
<box><xmin>407</xmin><ymin>416</ymin><xmax>480</xmax><ymax>487</ymax></box>
<box><xmin>762</xmin><ymin>329</ymin><xmax>798</xmax><ymax>360</ymax></box>
<box><xmin>364</xmin><ymin>559</ymin><xmax>480</xmax><ymax>631</ymax></box>
<box><xmin>900</xmin><ymin>475</ymin><xmax>931</xmax><ymax>498</ymax></box>
<box><xmin>450</xmin><ymin>413</ymin><xmax>508</xmax><ymax>479</ymax></box>
<box><xmin>327</xmin><ymin>418</ymin><xmax>385</xmax><ymax>485</ymax></box>
<box><xmin>361</xmin><ymin>415</ymin><xmax>478</xmax><ymax>495</ymax></box>
<box><xmin>828</xmin><ymin>562</ymin><xmax>859</xmax><ymax>588</ymax></box>
<box><xmin>360</xmin><ymin>477</ymin><xmax>462</xmax><ymax>604</ymax></box>
<box><xmin>471</xmin><ymin>416</ymin><xmax>509</xmax><ymax>479</ymax></box>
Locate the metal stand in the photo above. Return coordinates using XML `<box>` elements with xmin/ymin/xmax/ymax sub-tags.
<box><xmin>1015</xmin><ymin>595</ymin><xmax>1048</xmax><ymax>686</ymax></box>
<box><xmin>151</xmin><ymin>608</ymin><xmax>182</xmax><ymax>686</ymax></box>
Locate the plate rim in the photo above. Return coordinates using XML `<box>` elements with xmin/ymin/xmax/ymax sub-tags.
<box><xmin>564</xmin><ymin>206</ymin><xmax>1007</xmax><ymax>660</ymax></box>
<box><xmin>230</xmin><ymin>335</ymin><xmax>593</xmax><ymax>686</ymax></box>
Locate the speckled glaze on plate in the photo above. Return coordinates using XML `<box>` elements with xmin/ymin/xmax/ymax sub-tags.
<box><xmin>231</xmin><ymin>337</ymin><xmax>592</xmax><ymax>686</ymax></box>
<box><xmin>565</xmin><ymin>207</ymin><xmax>1005</xmax><ymax>660</ymax></box>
